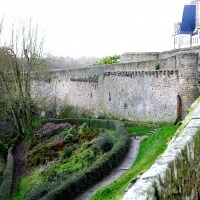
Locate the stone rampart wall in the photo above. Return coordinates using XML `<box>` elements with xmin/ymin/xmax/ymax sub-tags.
<box><xmin>33</xmin><ymin>52</ymin><xmax>200</xmax><ymax>123</ymax></box>
<box><xmin>122</xmin><ymin>97</ymin><xmax>200</xmax><ymax>200</ymax></box>
<box><xmin>102</xmin><ymin>69</ymin><xmax>178</xmax><ymax>122</ymax></box>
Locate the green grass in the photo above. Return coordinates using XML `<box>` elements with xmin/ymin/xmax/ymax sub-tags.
<box><xmin>10</xmin><ymin>166</ymin><xmax>45</xmax><ymax>200</ymax></box>
<box><xmin>58</xmin><ymin>148</ymin><xmax>96</xmax><ymax>171</ymax></box>
<box><xmin>32</xmin><ymin>119</ymin><xmax>42</xmax><ymax>127</ymax></box>
<box><xmin>11</xmin><ymin>148</ymin><xmax>97</xmax><ymax>200</ymax></box>
<box><xmin>48</xmin><ymin>129</ymin><xmax>118</xmax><ymax>174</ymax></box>
<box><xmin>124</xmin><ymin>120</ymin><xmax>172</xmax><ymax>127</ymax></box>
<box><xmin>126</xmin><ymin>126</ymin><xmax>156</xmax><ymax>136</ymax></box>
<box><xmin>89</xmin><ymin>125</ymin><xmax>178</xmax><ymax>200</ymax></box>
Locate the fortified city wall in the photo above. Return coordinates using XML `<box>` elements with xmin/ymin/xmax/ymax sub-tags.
<box><xmin>33</xmin><ymin>50</ymin><xmax>200</xmax><ymax>123</ymax></box>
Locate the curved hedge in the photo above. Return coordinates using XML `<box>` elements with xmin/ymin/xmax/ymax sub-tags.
<box><xmin>0</xmin><ymin>135</ymin><xmax>21</xmax><ymax>200</ymax></box>
<box><xmin>0</xmin><ymin>147</ymin><xmax>14</xmax><ymax>200</ymax></box>
<box><xmin>41</xmin><ymin>119</ymin><xmax>130</xmax><ymax>200</ymax></box>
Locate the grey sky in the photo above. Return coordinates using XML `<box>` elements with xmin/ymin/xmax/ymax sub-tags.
<box><xmin>1</xmin><ymin>0</ymin><xmax>189</xmax><ymax>57</ymax></box>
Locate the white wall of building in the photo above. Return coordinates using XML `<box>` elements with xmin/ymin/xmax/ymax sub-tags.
<box><xmin>174</xmin><ymin>34</ymin><xmax>191</xmax><ymax>49</ymax></box>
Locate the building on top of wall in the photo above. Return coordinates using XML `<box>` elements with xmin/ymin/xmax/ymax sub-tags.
<box><xmin>173</xmin><ymin>0</ymin><xmax>200</xmax><ymax>49</ymax></box>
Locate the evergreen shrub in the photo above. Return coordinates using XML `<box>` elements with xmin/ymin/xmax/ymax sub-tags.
<box><xmin>0</xmin><ymin>140</ymin><xmax>8</xmax><ymax>155</ymax></box>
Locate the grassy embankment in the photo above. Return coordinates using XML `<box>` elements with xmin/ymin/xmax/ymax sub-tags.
<box><xmin>125</xmin><ymin>126</ymin><xmax>155</xmax><ymax>137</ymax></box>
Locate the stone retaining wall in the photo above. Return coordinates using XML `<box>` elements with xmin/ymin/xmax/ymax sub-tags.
<box><xmin>122</xmin><ymin>97</ymin><xmax>200</xmax><ymax>200</ymax></box>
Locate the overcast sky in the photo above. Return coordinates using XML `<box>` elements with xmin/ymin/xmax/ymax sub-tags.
<box><xmin>1</xmin><ymin>0</ymin><xmax>190</xmax><ymax>57</ymax></box>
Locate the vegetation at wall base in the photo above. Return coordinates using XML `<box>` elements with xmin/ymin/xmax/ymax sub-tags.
<box><xmin>59</xmin><ymin>105</ymin><xmax>76</xmax><ymax>118</ymax></box>
<box><xmin>89</xmin><ymin>125</ymin><xmax>178</xmax><ymax>200</ymax></box>
<box><xmin>59</xmin><ymin>105</ymin><xmax>94</xmax><ymax>119</ymax></box>
<box><xmin>124</xmin><ymin>120</ymin><xmax>172</xmax><ymax>127</ymax></box>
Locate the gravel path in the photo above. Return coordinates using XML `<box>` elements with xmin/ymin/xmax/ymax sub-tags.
<box><xmin>76</xmin><ymin>136</ymin><xmax>146</xmax><ymax>200</ymax></box>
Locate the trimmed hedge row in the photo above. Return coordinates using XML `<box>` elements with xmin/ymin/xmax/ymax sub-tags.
<box><xmin>0</xmin><ymin>147</ymin><xmax>14</xmax><ymax>200</ymax></box>
<box><xmin>41</xmin><ymin>119</ymin><xmax>130</xmax><ymax>200</ymax></box>
<box><xmin>0</xmin><ymin>135</ymin><xmax>21</xmax><ymax>200</ymax></box>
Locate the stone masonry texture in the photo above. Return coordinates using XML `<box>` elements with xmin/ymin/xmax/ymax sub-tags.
<box><xmin>32</xmin><ymin>50</ymin><xmax>200</xmax><ymax>123</ymax></box>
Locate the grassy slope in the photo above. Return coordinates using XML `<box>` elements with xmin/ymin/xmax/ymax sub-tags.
<box><xmin>90</xmin><ymin>125</ymin><xmax>178</xmax><ymax>200</ymax></box>
<box><xmin>10</xmin><ymin>130</ymin><xmax>117</xmax><ymax>200</ymax></box>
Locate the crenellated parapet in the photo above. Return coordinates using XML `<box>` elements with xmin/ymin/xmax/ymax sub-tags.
<box><xmin>104</xmin><ymin>70</ymin><xmax>179</xmax><ymax>77</ymax></box>
<box><xmin>70</xmin><ymin>75</ymin><xmax>99</xmax><ymax>83</ymax></box>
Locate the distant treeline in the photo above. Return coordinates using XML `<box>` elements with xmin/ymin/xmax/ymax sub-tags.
<box><xmin>47</xmin><ymin>56</ymin><xmax>98</xmax><ymax>70</ymax></box>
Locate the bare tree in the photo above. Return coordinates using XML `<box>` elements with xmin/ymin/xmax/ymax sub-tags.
<box><xmin>47</xmin><ymin>55</ymin><xmax>98</xmax><ymax>70</ymax></box>
<box><xmin>0</xmin><ymin>18</ymin><xmax>48</xmax><ymax>141</ymax></box>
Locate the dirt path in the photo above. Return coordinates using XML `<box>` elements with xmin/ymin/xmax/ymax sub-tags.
<box><xmin>76</xmin><ymin>137</ymin><xmax>145</xmax><ymax>200</ymax></box>
<box><xmin>11</xmin><ymin>139</ymin><xmax>26</xmax><ymax>195</ymax></box>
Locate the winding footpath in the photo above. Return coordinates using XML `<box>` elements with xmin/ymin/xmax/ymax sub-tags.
<box><xmin>76</xmin><ymin>128</ymin><xmax>158</xmax><ymax>200</ymax></box>
<box><xmin>76</xmin><ymin>136</ymin><xmax>145</xmax><ymax>200</ymax></box>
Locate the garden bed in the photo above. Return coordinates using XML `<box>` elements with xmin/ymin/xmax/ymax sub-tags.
<box><xmin>11</xmin><ymin>119</ymin><xmax>130</xmax><ymax>200</ymax></box>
